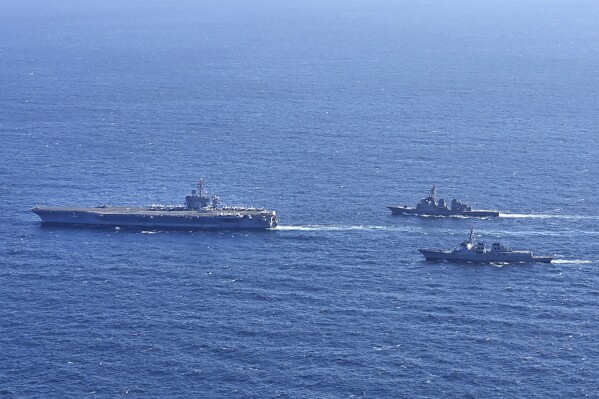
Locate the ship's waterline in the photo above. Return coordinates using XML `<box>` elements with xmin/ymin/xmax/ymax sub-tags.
<box><xmin>389</xmin><ymin>186</ymin><xmax>500</xmax><ymax>218</ymax></box>
<box><xmin>419</xmin><ymin>228</ymin><xmax>553</xmax><ymax>263</ymax></box>
<box><xmin>31</xmin><ymin>179</ymin><xmax>278</xmax><ymax>230</ymax></box>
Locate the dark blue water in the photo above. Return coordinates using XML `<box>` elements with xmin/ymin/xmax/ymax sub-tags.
<box><xmin>2</xmin><ymin>0</ymin><xmax>599</xmax><ymax>397</ymax></box>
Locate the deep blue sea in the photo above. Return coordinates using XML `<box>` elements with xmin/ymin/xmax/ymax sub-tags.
<box><xmin>1</xmin><ymin>0</ymin><xmax>599</xmax><ymax>397</ymax></box>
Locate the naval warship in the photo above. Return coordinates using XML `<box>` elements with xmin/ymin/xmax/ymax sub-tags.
<box><xmin>32</xmin><ymin>179</ymin><xmax>278</xmax><ymax>230</ymax></box>
<box><xmin>419</xmin><ymin>228</ymin><xmax>553</xmax><ymax>263</ymax></box>
<box><xmin>388</xmin><ymin>186</ymin><xmax>499</xmax><ymax>217</ymax></box>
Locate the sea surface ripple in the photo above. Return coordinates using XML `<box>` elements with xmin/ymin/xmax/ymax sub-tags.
<box><xmin>1</xmin><ymin>0</ymin><xmax>598</xmax><ymax>397</ymax></box>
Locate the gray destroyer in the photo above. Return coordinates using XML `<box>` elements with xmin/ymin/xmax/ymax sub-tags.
<box><xmin>388</xmin><ymin>186</ymin><xmax>499</xmax><ymax>217</ymax></box>
<box><xmin>32</xmin><ymin>179</ymin><xmax>278</xmax><ymax>230</ymax></box>
<box><xmin>419</xmin><ymin>228</ymin><xmax>553</xmax><ymax>263</ymax></box>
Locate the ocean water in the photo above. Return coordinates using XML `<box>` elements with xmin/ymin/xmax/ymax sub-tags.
<box><xmin>1</xmin><ymin>0</ymin><xmax>599</xmax><ymax>397</ymax></box>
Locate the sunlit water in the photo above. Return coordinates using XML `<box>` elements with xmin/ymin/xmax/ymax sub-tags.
<box><xmin>1</xmin><ymin>0</ymin><xmax>598</xmax><ymax>397</ymax></box>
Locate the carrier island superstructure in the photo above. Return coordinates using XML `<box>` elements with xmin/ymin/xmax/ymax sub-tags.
<box><xmin>32</xmin><ymin>179</ymin><xmax>278</xmax><ymax>230</ymax></box>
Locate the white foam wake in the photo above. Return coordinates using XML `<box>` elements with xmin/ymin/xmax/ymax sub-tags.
<box><xmin>500</xmin><ymin>213</ymin><xmax>598</xmax><ymax>220</ymax></box>
<box><xmin>274</xmin><ymin>225</ymin><xmax>394</xmax><ymax>232</ymax></box>
<box><xmin>552</xmin><ymin>259</ymin><xmax>594</xmax><ymax>264</ymax></box>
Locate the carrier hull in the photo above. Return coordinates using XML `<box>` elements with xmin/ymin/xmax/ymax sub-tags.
<box><xmin>32</xmin><ymin>207</ymin><xmax>277</xmax><ymax>230</ymax></box>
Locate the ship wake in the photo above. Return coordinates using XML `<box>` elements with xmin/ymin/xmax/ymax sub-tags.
<box><xmin>275</xmin><ymin>225</ymin><xmax>394</xmax><ymax>232</ymax></box>
<box><xmin>551</xmin><ymin>259</ymin><xmax>594</xmax><ymax>265</ymax></box>
<box><xmin>500</xmin><ymin>213</ymin><xmax>599</xmax><ymax>220</ymax></box>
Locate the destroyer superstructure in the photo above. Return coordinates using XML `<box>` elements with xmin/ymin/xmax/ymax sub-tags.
<box><xmin>32</xmin><ymin>178</ymin><xmax>278</xmax><ymax>230</ymax></box>
<box><xmin>419</xmin><ymin>228</ymin><xmax>552</xmax><ymax>263</ymax></box>
<box><xmin>388</xmin><ymin>186</ymin><xmax>499</xmax><ymax>217</ymax></box>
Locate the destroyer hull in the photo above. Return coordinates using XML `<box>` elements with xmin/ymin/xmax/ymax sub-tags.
<box><xmin>388</xmin><ymin>206</ymin><xmax>499</xmax><ymax>218</ymax></box>
<box><xmin>32</xmin><ymin>207</ymin><xmax>277</xmax><ymax>230</ymax></box>
<box><xmin>419</xmin><ymin>249</ymin><xmax>552</xmax><ymax>263</ymax></box>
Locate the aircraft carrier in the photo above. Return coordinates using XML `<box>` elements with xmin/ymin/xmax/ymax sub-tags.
<box><xmin>32</xmin><ymin>179</ymin><xmax>278</xmax><ymax>230</ymax></box>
